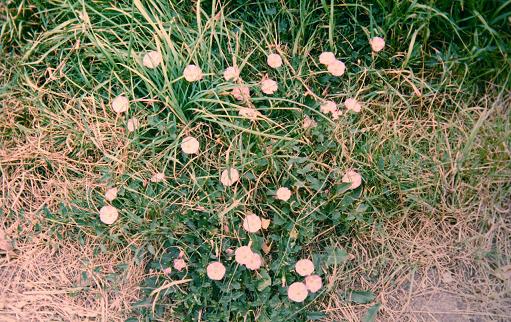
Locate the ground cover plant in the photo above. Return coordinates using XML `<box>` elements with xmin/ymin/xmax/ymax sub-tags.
<box><xmin>1</xmin><ymin>0</ymin><xmax>510</xmax><ymax>321</ymax></box>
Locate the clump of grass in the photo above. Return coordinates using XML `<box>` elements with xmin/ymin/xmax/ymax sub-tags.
<box><xmin>2</xmin><ymin>0</ymin><xmax>510</xmax><ymax>321</ymax></box>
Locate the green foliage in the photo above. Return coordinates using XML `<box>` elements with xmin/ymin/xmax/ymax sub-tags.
<box><xmin>2</xmin><ymin>0</ymin><xmax>510</xmax><ymax>321</ymax></box>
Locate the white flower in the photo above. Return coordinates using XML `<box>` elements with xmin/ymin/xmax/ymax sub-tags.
<box><xmin>142</xmin><ymin>51</ymin><xmax>162</xmax><ymax>69</ymax></box>
<box><xmin>287</xmin><ymin>282</ymin><xmax>308</xmax><ymax>302</ymax></box>
<box><xmin>344</xmin><ymin>98</ymin><xmax>362</xmax><ymax>113</ymax></box>
<box><xmin>232</xmin><ymin>86</ymin><xmax>250</xmax><ymax>101</ymax></box>
<box><xmin>319</xmin><ymin>52</ymin><xmax>336</xmax><ymax>65</ymax></box>
<box><xmin>342</xmin><ymin>170</ymin><xmax>362</xmax><ymax>190</ymax></box>
<box><xmin>111</xmin><ymin>95</ymin><xmax>129</xmax><ymax>113</ymax></box>
<box><xmin>99</xmin><ymin>205</ymin><xmax>119</xmax><ymax>225</ymax></box>
<box><xmin>127</xmin><ymin>118</ymin><xmax>140</xmax><ymax>132</ymax></box>
<box><xmin>183</xmin><ymin>64</ymin><xmax>203</xmax><ymax>82</ymax></box>
<box><xmin>181</xmin><ymin>136</ymin><xmax>200</xmax><ymax>154</ymax></box>
<box><xmin>369</xmin><ymin>37</ymin><xmax>385</xmax><ymax>52</ymax></box>
<box><xmin>320</xmin><ymin>101</ymin><xmax>337</xmax><ymax>114</ymax></box>
<box><xmin>276</xmin><ymin>187</ymin><xmax>292</xmax><ymax>201</ymax></box>
<box><xmin>104</xmin><ymin>187</ymin><xmax>118</xmax><ymax>202</ymax></box>
<box><xmin>220</xmin><ymin>168</ymin><xmax>240</xmax><ymax>186</ymax></box>
<box><xmin>327</xmin><ymin>60</ymin><xmax>345</xmax><ymax>76</ymax></box>
<box><xmin>243</xmin><ymin>214</ymin><xmax>262</xmax><ymax>233</ymax></box>
<box><xmin>223</xmin><ymin>66</ymin><xmax>240</xmax><ymax>81</ymax></box>
<box><xmin>267</xmin><ymin>53</ymin><xmax>283</xmax><ymax>68</ymax></box>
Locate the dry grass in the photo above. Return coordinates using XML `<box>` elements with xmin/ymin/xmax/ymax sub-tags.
<box><xmin>0</xmin><ymin>78</ymin><xmax>145</xmax><ymax>320</ymax></box>
<box><xmin>322</xmin><ymin>93</ymin><xmax>511</xmax><ymax>321</ymax></box>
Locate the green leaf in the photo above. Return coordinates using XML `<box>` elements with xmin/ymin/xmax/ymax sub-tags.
<box><xmin>325</xmin><ymin>247</ymin><xmax>349</xmax><ymax>266</ymax></box>
<box><xmin>343</xmin><ymin>290</ymin><xmax>376</xmax><ymax>304</ymax></box>
<box><xmin>362</xmin><ymin>303</ymin><xmax>381</xmax><ymax>322</ymax></box>
<box><xmin>306</xmin><ymin>311</ymin><xmax>326</xmax><ymax>320</ymax></box>
<box><xmin>257</xmin><ymin>269</ymin><xmax>272</xmax><ymax>291</ymax></box>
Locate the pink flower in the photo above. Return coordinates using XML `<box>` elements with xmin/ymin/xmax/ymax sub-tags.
<box><xmin>331</xmin><ymin>109</ymin><xmax>342</xmax><ymax>120</ymax></box>
<box><xmin>206</xmin><ymin>261</ymin><xmax>226</xmax><ymax>280</ymax></box>
<box><xmin>245</xmin><ymin>253</ymin><xmax>262</xmax><ymax>270</ymax></box>
<box><xmin>111</xmin><ymin>95</ymin><xmax>129</xmax><ymax>113</ymax></box>
<box><xmin>242</xmin><ymin>214</ymin><xmax>262</xmax><ymax>233</ymax></box>
<box><xmin>99</xmin><ymin>205</ymin><xmax>119</xmax><ymax>225</ymax></box>
<box><xmin>104</xmin><ymin>187</ymin><xmax>118</xmax><ymax>202</ymax></box>
<box><xmin>305</xmin><ymin>275</ymin><xmax>322</xmax><ymax>293</ymax></box>
<box><xmin>220</xmin><ymin>168</ymin><xmax>240</xmax><ymax>186</ymax></box>
<box><xmin>261</xmin><ymin>79</ymin><xmax>278</xmax><ymax>95</ymax></box>
<box><xmin>369</xmin><ymin>37</ymin><xmax>385</xmax><ymax>52</ymax></box>
<box><xmin>267</xmin><ymin>53</ymin><xmax>283</xmax><ymax>68</ymax></box>
<box><xmin>173</xmin><ymin>258</ymin><xmax>187</xmax><ymax>272</ymax></box>
<box><xmin>235</xmin><ymin>246</ymin><xmax>253</xmax><ymax>265</ymax></box>
<box><xmin>183</xmin><ymin>64</ymin><xmax>203</xmax><ymax>82</ymax></box>
<box><xmin>223</xmin><ymin>66</ymin><xmax>240</xmax><ymax>81</ymax></box>
<box><xmin>150</xmin><ymin>172</ymin><xmax>165</xmax><ymax>183</ymax></box>
<box><xmin>295</xmin><ymin>259</ymin><xmax>314</xmax><ymax>276</ymax></box>
<box><xmin>181</xmin><ymin>136</ymin><xmax>200</xmax><ymax>154</ymax></box>
<box><xmin>302</xmin><ymin>116</ymin><xmax>317</xmax><ymax>129</ymax></box>
<box><xmin>287</xmin><ymin>282</ymin><xmax>308</xmax><ymax>302</ymax></box>
<box><xmin>319</xmin><ymin>52</ymin><xmax>336</xmax><ymax>65</ymax></box>
<box><xmin>239</xmin><ymin>107</ymin><xmax>262</xmax><ymax>120</ymax></box>
<box><xmin>143</xmin><ymin>51</ymin><xmax>162</xmax><ymax>69</ymax></box>
<box><xmin>163</xmin><ymin>267</ymin><xmax>172</xmax><ymax>275</ymax></box>
<box><xmin>344</xmin><ymin>98</ymin><xmax>361</xmax><ymax>113</ymax></box>
<box><xmin>232</xmin><ymin>86</ymin><xmax>250</xmax><ymax>101</ymax></box>
<box><xmin>275</xmin><ymin>187</ymin><xmax>291</xmax><ymax>201</ymax></box>
<box><xmin>127</xmin><ymin>118</ymin><xmax>140</xmax><ymax>132</ymax></box>
<box><xmin>327</xmin><ymin>60</ymin><xmax>345</xmax><ymax>76</ymax></box>
<box><xmin>320</xmin><ymin>101</ymin><xmax>337</xmax><ymax>114</ymax></box>
<box><xmin>342</xmin><ymin>170</ymin><xmax>362</xmax><ymax>190</ymax></box>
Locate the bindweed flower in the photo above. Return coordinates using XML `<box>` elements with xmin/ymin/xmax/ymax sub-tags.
<box><xmin>181</xmin><ymin>136</ymin><xmax>200</xmax><ymax>155</ymax></box>
<box><xmin>267</xmin><ymin>53</ymin><xmax>283</xmax><ymax>68</ymax></box>
<box><xmin>220</xmin><ymin>168</ymin><xmax>240</xmax><ymax>186</ymax></box>
<box><xmin>206</xmin><ymin>261</ymin><xmax>226</xmax><ymax>280</ymax></box>
<box><xmin>142</xmin><ymin>51</ymin><xmax>162</xmax><ymax>69</ymax></box>
<box><xmin>295</xmin><ymin>259</ymin><xmax>314</xmax><ymax>276</ymax></box>
<box><xmin>275</xmin><ymin>187</ymin><xmax>292</xmax><ymax>201</ymax></box>
<box><xmin>235</xmin><ymin>246</ymin><xmax>253</xmax><ymax>265</ymax></box>
<box><xmin>342</xmin><ymin>170</ymin><xmax>362</xmax><ymax>190</ymax></box>
<box><xmin>261</xmin><ymin>79</ymin><xmax>278</xmax><ymax>95</ymax></box>
<box><xmin>150</xmin><ymin>172</ymin><xmax>165</xmax><ymax>183</ymax></box>
<box><xmin>331</xmin><ymin>109</ymin><xmax>342</xmax><ymax>120</ymax></box>
<box><xmin>183</xmin><ymin>64</ymin><xmax>203</xmax><ymax>82</ymax></box>
<box><xmin>345</xmin><ymin>98</ymin><xmax>361</xmax><ymax>113</ymax></box>
<box><xmin>302</xmin><ymin>116</ymin><xmax>317</xmax><ymax>129</ymax></box>
<box><xmin>173</xmin><ymin>258</ymin><xmax>187</xmax><ymax>272</ymax></box>
<box><xmin>320</xmin><ymin>101</ymin><xmax>337</xmax><ymax>114</ymax></box>
<box><xmin>369</xmin><ymin>37</ymin><xmax>385</xmax><ymax>52</ymax></box>
<box><xmin>319</xmin><ymin>52</ymin><xmax>336</xmax><ymax>65</ymax></box>
<box><xmin>111</xmin><ymin>95</ymin><xmax>129</xmax><ymax>113</ymax></box>
<box><xmin>104</xmin><ymin>187</ymin><xmax>118</xmax><ymax>202</ymax></box>
<box><xmin>99</xmin><ymin>205</ymin><xmax>119</xmax><ymax>225</ymax></box>
<box><xmin>305</xmin><ymin>275</ymin><xmax>322</xmax><ymax>293</ymax></box>
<box><xmin>327</xmin><ymin>60</ymin><xmax>345</xmax><ymax>76</ymax></box>
<box><xmin>232</xmin><ymin>86</ymin><xmax>250</xmax><ymax>101</ymax></box>
<box><xmin>261</xmin><ymin>218</ymin><xmax>271</xmax><ymax>229</ymax></box>
<box><xmin>245</xmin><ymin>253</ymin><xmax>262</xmax><ymax>271</ymax></box>
<box><xmin>287</xmin><ymin>282</ymin><xmax>308</xmax><ymax>302</ymax></box>
<box><xmin>223</xmin><ymin>66</ymin><xmax>240</xmax><ymax>81</ymax></box>
<box><xmin>127</xmin><ymin>118</ymin><xmax>140</xmax><ymax>132</ymax></box>
<box><xmin>163</xmin><ymin>267</ymin><xmax>172</xmax><ymax>275</ymax></box>
<box><xmin>243</xmin><ymin>214</ymin><xmax>262</xmax><ymax>233</ymax></box>
<box><xmin>239</xmin><ymin>107</ymin><xmax>262</xmax><ymax>120</ymax></box>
